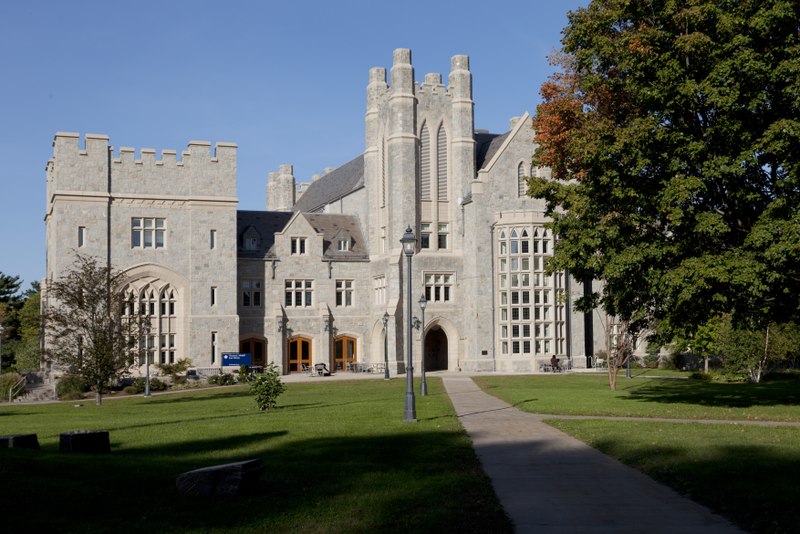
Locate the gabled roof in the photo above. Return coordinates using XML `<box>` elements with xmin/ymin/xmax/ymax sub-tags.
<box><xmin>237</xmin><ymin>210</ymin><xmax>293</xmax><ymax>259</ymax></box>
<box><xmin>293</xmin><ymin>155</ymin><xmax>364</xmax><ymax>213</ymax></box>
<box><xmin>302</xmin><ymin>213</ymin><xmax>369</xmax><ymax>260</ymax></box>
<box><xmin>475</xmin><ymin>132</ymin><xmax>508</xmax><ymax>171</ymax></box>
<box><xmin>477</xmin><ymin>112</ymin><xmax>533</xmax><ymax>174</ymax></box>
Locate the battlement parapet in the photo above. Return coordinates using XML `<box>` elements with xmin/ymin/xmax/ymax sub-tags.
<box><xmin>49</xmin><ymin>133</ymin><xmax>237</xmax><ymax>198</ymax></box>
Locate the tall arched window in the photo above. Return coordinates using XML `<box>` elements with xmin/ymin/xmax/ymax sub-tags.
<box><xmin>437</xmin><ymin>125</ymin><xmax>448</xmax><ymax>201</ymax></box>
<box><xmin>380</xmin><ymin>136</ymin><xmax>387</xmax><ymax>207</ymax></box>
<box><xmin>518</xmin><ymin>162</ymin><xmax>527</xmax><ymax>197</ymax></box>
<box><xmin>126</xmin><ymin>282</ymin><xmax>181</xmax><ymax>365</ymax></box>
<box><xmin>420</xmin><ymin>124</ymin><xmax>431</xmax><ymax>200</ymax></box>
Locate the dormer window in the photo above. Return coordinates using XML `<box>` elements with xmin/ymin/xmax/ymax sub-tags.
<box><xmin>291</xmin><ymin>237</ymin><xmax>307</xmax><ymax>255</ymax></box>
<box><xmin>337</xmin><ymin>238</ymin><xmax>350</xmax><ymax>252</ymax></box>
<box><xmin>245</xmin><ymin>237</ymin><xmax>258</xmax><ymax>250</ymax></box>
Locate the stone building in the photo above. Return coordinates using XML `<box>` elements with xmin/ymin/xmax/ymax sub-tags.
<box><xmin>44</xmin><ymin>49</ymin><xmax>606</xmax><ymax>376</ymax></box>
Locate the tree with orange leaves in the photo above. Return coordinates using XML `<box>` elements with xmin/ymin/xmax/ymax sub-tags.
<box><xmin>529</xmin><ymin>0</ymin><xmax>800</xmax><ymax>388</ymax></box>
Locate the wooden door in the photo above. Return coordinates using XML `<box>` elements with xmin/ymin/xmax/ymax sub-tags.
<box><xmin>288</xmin><ymin>337</ymin><xmax>312</xmax><ymax>372</ymax></box>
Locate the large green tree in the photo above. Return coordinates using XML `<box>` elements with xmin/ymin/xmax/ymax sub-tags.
<box><xmin>530</xmin><ymin>1</ymin><xmax>800</xmax><ymax>348</ymax></box>
<box><xmin>44</xmin><ymin>256</ymin><xmax>147</xmax><ymax>405</ymax></box>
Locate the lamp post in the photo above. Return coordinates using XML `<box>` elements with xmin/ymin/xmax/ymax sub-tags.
<box><xmin>418</xmin><ymin>295</ymin><xmax>427</xmax><ymax>396</ymax></box>
<box><xmin>400</xmin><ymin>226</ymin><xmax>417</xmax><ymax>422</ymax></box>
<box><xmin>145</xmin><ymin>352</ymin><xmax>151</xmax><ymax>397</ymax></box>
<box><xmin>382</xmin><ymin>312</ymin><xmax>390</xmax><ymax>380</ymax></box>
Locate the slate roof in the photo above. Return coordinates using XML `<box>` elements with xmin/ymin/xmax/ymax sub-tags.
<box><xmin>302</xmin><ymin>213</ymin><xmax>369</xmax><ymax>260</ymax></box>
<box><xmin>237</xmin><ymin>210</ymin><xmax>293</xmax><ymax>259</ymax></box>
<box><xmin>293</xmin><ymin>155</ymin><xmax>364</xmax><ymax>213</ymax></box>
<box><xmin>475</xmin><ymin>132</ymin><xmax>508</xmax><ymax>171</ymax></box>
<box><xmin>291</xmin><ymin>129</ymin><xmax>508</xmax><ymax>214</ymax></box>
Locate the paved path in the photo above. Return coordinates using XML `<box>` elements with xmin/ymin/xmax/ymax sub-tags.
<box><xmin>443</xmin><ymin>376</ymin><xmax>743</xmax><ymax>534</ymax></box>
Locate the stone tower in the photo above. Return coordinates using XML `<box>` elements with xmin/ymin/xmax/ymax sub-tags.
<box><xmin>266</xmin><ymin>164</ymin><xmax>296</xmax><ymax>211</ymax></box>
<box><xmin>363</xmin><ymin>48</ymin><xmax>475</xmax><ymax>256</ymax></box>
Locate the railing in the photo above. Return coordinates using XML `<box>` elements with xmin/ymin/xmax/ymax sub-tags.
<box><xmin>194</xmin><ymin>367</ymin><xmax>222</xmax><ymax>376</ymax></box>
<box><xmin>9</xmin><ymin>376</ymin><xmax>26</xmax><ymax>402</ymax></box>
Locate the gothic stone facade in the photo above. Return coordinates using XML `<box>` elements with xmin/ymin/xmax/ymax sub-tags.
<box><xmin>44</xmin><ymin>49</ymin><xmax>606</xmax><ymax>376</ymax></box>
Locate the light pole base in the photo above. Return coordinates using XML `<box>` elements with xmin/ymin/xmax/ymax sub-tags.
<box><xmin>404</xmin><ymin>391</ymin><xmax>416</xmax><ymax>422</ymax></box>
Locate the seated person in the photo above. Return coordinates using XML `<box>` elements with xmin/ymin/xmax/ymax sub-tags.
<box><xmin>550</xmin><ymin>355</ymin><xmax>560</xmax><ymax>371</ymax></box>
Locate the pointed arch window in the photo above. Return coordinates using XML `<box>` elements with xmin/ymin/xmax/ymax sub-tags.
<box><xmin>381</xmin><ymin>136</ymin><xmax>387</xmax><ymax>207</ymax></box>
<box><xmin>126</xmin><ymin>282</ymin><xmax>181</xmax><ymax>365</ymax></box>
<box><xmin>436</xmin><ymin>125</ymin><xmax>448</xmax><ymax>201</ymax></box>
<box><xmin>420</xmin><ymin>124</ymin><xmax>431</xmax><ymax>200</ymax></box>
<box><xmin>518</xmin><ymin>162</ymin><xmax>528</xmax><ymax>197</ymax></box>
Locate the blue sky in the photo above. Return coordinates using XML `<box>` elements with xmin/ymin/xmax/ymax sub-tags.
<box><xmin>0</xmin><ymin>0</ymin><xmax>587</xmax><ymax>289</ymax></box>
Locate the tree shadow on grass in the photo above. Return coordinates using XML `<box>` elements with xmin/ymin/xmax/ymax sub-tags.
<box><xmin>624</xmin><ymin>378</ymin><xmax>800</xmax><ymax>408</ymax></box>
<box><xmin>0</xmin><ymin>429</ymin><xmax>511</xmax><ymax>534</ymax></box>
<box><xmin>586</xmin><ymin>435</ymin><xmax>800</xmax><ymax>534</ymax></box>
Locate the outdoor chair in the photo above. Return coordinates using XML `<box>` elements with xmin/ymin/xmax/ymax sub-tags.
<box><xmin>314</xmin><ymin>363</ymin><xmax>331</xmax><ymax>376</ymax></box>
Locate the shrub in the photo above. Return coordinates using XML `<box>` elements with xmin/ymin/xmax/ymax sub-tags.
<box><xmin>208</xmin><ymin>373</ymin><xmax>236</xmax><ymax>386</ymax></box>
<box><xmin>250</xmin><ymin>362</ymin><xmax>285</xmax><ymax>411</ymax></box>
<box><xmin>56</xmin><ymin>374</ymin><xmax>88</xmax><ymax>400</ymax></box>
<box><xmin>129</xmin><ymin>377</ymin><xmax>169</xmax><ymax>394</ymax></box>
<box><xmin>122</xmin><ymin>386</ymin><xmax>138</xmax><ymax>395</ymax></box>
<box><xmin>155</xmin><ymin>358</ymin><xmax>192</xmax><ymax>385</ymax></box>
<box><xmin>0</xmin><ymin>372</ymin><xmax>26</xmax><ymax>401</ymax></box>
<box><xmin>238</xmin><ymin>365</ymin><xmax>255</xmax><ymax>383</ymax></box>
<box><xmin>641</xmin><ymin>353</ymin><xmax>660</xmax><ymax>369</ymax></box>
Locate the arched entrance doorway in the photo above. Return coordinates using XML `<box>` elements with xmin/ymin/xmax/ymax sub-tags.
<box><xmin>288</xmin><ymin>337</ymin><xmax>312</xmax><ymax>372</ymax></box>
<box><xmin>424</xmin><ymin>327</ymin><xmax>448</xmax><ymax>371</ymax></box>
<box><xmin>334</xmin><ymin>336</ymin><xmax>357</xmax><ymax>371</ymax></box>
<box><xmin>240</xmin><ymin>338</ymin><xmax>266</xmax><ymax>367</ymax></box>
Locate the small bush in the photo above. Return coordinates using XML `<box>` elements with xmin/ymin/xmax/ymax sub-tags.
<box><xmin>122</xmin><ymin>386</ymin><xmax>138</xmax><ymax>395</ymax></box>
<box><xmin>56</xmin><ymin>375</ymin><xmax>88</xmax><ymax>399</ymax></box>
<box><xmin>0</xmin><ymin>372</ymin><xmax>26</xmax><ymax>401</ymax></box>
<box><xmin>129</xmin><ymin>377</ymin><xmax>169</xmax><ymax>394</ymax></box>
<box><xmin>156</xmin><ymin>358</ymin><xmax>192</xmax><ymax>385</ymax></box>
<box><xmin>208</xmin><ymin>373</ymin><xmax>236</xmax><ymax>386</ymax></box>
<box><xmin>250</xmin><ymin>362</ymin><xmax>285</xmax><ymax>411</ymax></box>
<box><xmin>641</xmin><ymin>353</ymin><xmax>660</xmax><ymax>369</ymax></box>
<box><xmin>238</xmin><ymin>365</ymin><xmax>255</xmax><ymax>383</ymax></box>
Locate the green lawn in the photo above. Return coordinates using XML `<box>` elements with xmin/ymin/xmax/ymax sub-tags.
<box><xmin>475</xmin><ymin>373</ymin><xmax>800</xmax><ymax>534</ymax></box>
<box><xmin>0</xmin><ymin>378</ymin><xmax>511</xmax><ymax>534</ymax></box>
<box><xmin>473</xmin><ymin>371</ymin><xmax>800</xmax><ymax>420</ymax></box>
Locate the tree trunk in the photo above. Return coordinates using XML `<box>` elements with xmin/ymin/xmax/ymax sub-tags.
<box><xmin>95</xmin><ymin>386</ymin><xmax>103</xmax><ymax>406</ymax></box>
<box><xmin>704</xmin><ymin>354</ymin><xmax>709</xmax><ymax>373</ymax></box>
<box><xmin>608</xmin><ymin>363</ymin><xmax>618</xmax><ymax>391</ymax></box>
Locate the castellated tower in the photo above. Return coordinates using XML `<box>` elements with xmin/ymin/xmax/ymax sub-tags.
<box><xmin>44</xmin><ymin>133</ymin><xmax>240</xmax><ymax>373</ymax></box>
<box><xmin>364</xmin><ymin>48</ymin><xmax>475</xmax><ymax>256</ymax></box>
<box><xmin>266</xmin><ymin>164</ymin><xmax>296</xmax><ymax>211</ymax></box>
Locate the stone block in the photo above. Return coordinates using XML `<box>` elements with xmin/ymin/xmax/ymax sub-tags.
<box><xmin>59</xmin><ymin>430</ymin><xmax>110</xmax><ymax>453</ymax></box>
<box><xmin>176</xmin><ymin>459</ymin><xmax>263</xmax><ymax>497</ymax></box>
<box><xmin>0</xmin><ymin>434</ymin><xmax>40</xmax><ymax>450</ymax></box>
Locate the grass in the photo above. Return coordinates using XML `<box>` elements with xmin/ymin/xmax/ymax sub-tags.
<box><xmin>473</xmin><ymin>370</ymin><xmax>800</xmax><ymax>420</ymax></box>
<box><xmin>475</xmin><ymin>372</ymin><xmax>800</xmax><ymax>534</ymax></box>
<box><xmin>0</xmin><ymin>378</ymin><xmax>511</xmax><ymax>534</ymax></box>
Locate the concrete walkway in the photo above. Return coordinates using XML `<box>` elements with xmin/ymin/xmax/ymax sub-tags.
<box><xmin>443</xmin><ymin>376</ymin><xmax>743</xmax><ymax>534</ymax></box>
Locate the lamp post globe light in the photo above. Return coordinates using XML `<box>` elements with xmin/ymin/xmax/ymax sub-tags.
<box><xmin>400</xmin><ymin>226</ymin><xmax>417</xmax><ymax>422</ymax></box>
<box><xmin>382</xmin><ymin>312</ymin><xmax>390</xmax><ymax>380</ymax></box>
<box><xmin>418</xmin><ymin>295</ymin><xmax>427</xmax><ymax>396</ymax></box>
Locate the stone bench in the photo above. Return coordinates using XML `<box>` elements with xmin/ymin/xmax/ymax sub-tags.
<box><xmin>176</xmin><ymin>459</ymin><xmax>264</xmax><ymax>497</ymax></box>
<box><xmin>59</xmin><ymin>430</ymin><xmax>110</xmax><ymax>453</ymax></box>
<box><xmin>0</xmin><ymin>434</ymin><xmax>40</xmax><ymax>450</ymax></box>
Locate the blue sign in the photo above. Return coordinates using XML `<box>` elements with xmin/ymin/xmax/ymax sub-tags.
<box><xmin>222</xmin><ymin>352</ymin><xmax>251</xmax><ymax>367</ymax></box>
